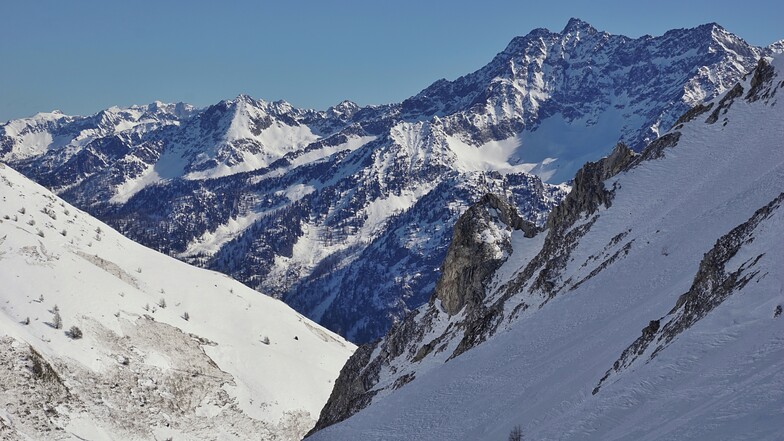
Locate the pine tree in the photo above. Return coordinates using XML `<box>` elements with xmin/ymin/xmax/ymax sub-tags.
<box><xmin>508</xmin><ymin>425</ymin><xmax>523</xmax><ymax>441</ymax></box>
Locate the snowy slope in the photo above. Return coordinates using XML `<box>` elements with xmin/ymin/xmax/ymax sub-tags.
<box><xmin>0</xmin><ymin>164</ymin><xmax>354</xmax><ymax>440</ymax></box>
<box><xmin>308</xmin><ymin>57</ymin><xmax>784</xmax><ymax>440</ymax></box>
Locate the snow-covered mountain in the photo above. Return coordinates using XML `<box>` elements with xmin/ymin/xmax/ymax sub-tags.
<box><xmin>1</xmin><ymin>20</ymin><xmax>778</xmax><ymax>343</ymax></box>
<box><xmin>0</xmin><ymin>164</ymin><xmax>354</xmax><ymax>440</ymax></box>
<box><xmin>306</xmin><ymin>56</ymin><xmax>784</xmax><ymax>440</ymax></box>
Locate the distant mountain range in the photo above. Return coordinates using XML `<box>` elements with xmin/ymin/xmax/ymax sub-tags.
<box><xmin>2</xmin><ymin>19</ymin><xmax>780</xmax><ymax>343</ymax></box>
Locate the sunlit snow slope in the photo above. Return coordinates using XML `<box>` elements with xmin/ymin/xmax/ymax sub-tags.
<box><xmin>0</xmin><ymin>163</ymin><xmax>354</xmax><ymax>441</ymax></box>
<box><xmin>308</xmin><ymin>57</ymin><xmax>784</xmax><ymax>441</ymax></box>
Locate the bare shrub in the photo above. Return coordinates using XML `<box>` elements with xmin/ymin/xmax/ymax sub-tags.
<box><xmin>67</xmin><ymin>326</ymin><xmax>83</xmax><ymax>339</ymax></box>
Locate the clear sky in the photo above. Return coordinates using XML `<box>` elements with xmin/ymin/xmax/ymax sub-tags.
<box><xmin>1</xmin><ymin>0</ymin><xmax>782</xmax><ymax>122</ymax></box>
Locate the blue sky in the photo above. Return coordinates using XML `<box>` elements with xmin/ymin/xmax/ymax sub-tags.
<box><xmin>1</xmin><ymin>0</ymin><xmax>782</xmax><ymax>121</ymax></box>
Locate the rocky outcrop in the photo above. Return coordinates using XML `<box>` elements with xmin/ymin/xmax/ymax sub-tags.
<box><xmin>307</xmin><ymin>307</ymin><xmax>445</xmax><ymax>437</ymax></box>
<box><xmin>546</xmin><ymin>143</ymin><xmax>636</xmax><ymax>230</ymax></box>
<box><xmin>594</xmin><ymin>192</ymin><xmax>784</xmax><ymax>394</ymax></box>
<box><xmin>672</xmin><ymin>102</ymin><xmax>714</xmax><ymax>127</ymax></box>
<box><xmin>435</xmin><ymin>193</ymin><xmax>538</xmax><ymax>316</ymax></box>
<box><xmin>306</xmin><ymin>343</ymin><xmax>379</xmax><ymax>436</ymax></box>
<box><xmin>633</xmin><ymin>132</ymin><xmax>682</xmax><ymax>163</ymax></box>
<box><xmin>498</xmin><ymin>143</ymin><xmax>638</xmax><ymax>300</ymax></box>
<box><xmin>706</xmin><ymin>83</ymin><xmax>744</xmax><ymax>124</ymax></box>
<box><xmin>746</xmin><ymin>58</ymin><xmax>776</xmax><ymax>102</ymax></box>
<box><xmin>448</xmin><ymin>141</ymin><xmax>650</xmax><ymax>357</ymax></box>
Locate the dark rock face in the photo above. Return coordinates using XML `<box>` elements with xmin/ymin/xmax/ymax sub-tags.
<box><xmin>672</xmin><ymin>102</ymin><xmax>713</xmax><ymax>128</ymax></box>
<box><xmin>436</xmin><ymin>193</ymin><xmax>538</xmax><ymax>316</ymax></box>
<box><xmin>593</xmin><ymin>192</ymin><xmax>784</xmax><ymax>395</ymax></box>
<box><xmin>746</xmin><ymin>58</ymin><xmax>777</xmax><ymax>102</ymax></box>
<box><xmin>307</xmin><ymin>306</ymin><xmax>444</xmax><ymax>437</ymax></box>
<box><xmin>306</xmin><ymin>343</ymin><xmax>379</xmax><ymax>436</ymax></box>
<box><xmin>633</xmin><ymin>132</ymin><xmax>682</xmax><ymax>163</ymax></box>
<box><xmin>706</xmin><ymin>83</ymin><xmax>745</xmax><ymax>124</ymax></box>
<box><xmin>547</xmin><ymin>143</ymin><xmax>636</xmax><ymax>230</ymax></box>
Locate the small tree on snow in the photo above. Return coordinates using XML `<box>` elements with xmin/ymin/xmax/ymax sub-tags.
<box><xmin>52</xmin><ymin>310</ymin><xmax>62</xmax><ymax>329</ymax></box>
<box><xmin>508</xmin><ymin>425</ymin><xmax>523</xmax><ymax>441</ymax></box>
<box><xmin>68</xmin><ymin>326</ymin><xmax>83</xmax><ymax>339</ymax></box>
<box><xmin>181</xmin><ymin>311</ymin><xmax>190</xmax><ymax>321</ymax></box>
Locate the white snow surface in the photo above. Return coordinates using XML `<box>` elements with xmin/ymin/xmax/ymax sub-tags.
<box><xmin>444</xmin><ymin>104</ymin><xmax>643</xmax><ymax>184</ymax></box>
<box><xmin>0</xmin><ymin>164</ymin><xmax>354</xmax><ymax>440</ymax></box>
<box><xmin>1</xmin><ymin>111</ymin><xmax>70</xmax><ymax>159</ymax></box>
<box><xmin>310</xmin><ymin>58</ymin><xmax>784</xmax><ymax>440</ymax></box>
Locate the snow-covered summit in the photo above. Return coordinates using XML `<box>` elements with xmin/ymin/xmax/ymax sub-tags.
<box><xmin>0</xmin><ymin>163</ymin><xmax>354</xmax><ymax>440</ymax></box>
<box><xmin>768</xmin><ymin>39</ymin><xmax>784</xmax><ymax>53</ymax></box>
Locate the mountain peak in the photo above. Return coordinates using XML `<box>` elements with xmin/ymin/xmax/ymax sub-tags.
<box><xmin>268</xmin><ymin>99</ymin><xmax>294</xmax><ymax>114</ymax></box>
<box><xmin>561</xmin><ymin>17</ymin><xmax>596</xmax><ymax>34</ymax></box>
<box><xmin>334</xmin><ymin>99</ymin><xmax>358</xmax><ymax>109</ymax></box>
<box><xmin>698</xmin><ymin>21</ymin><xmax>723</xmax><ymax>31</ymax></box>
<box><xmin>501</xmin><ymin>18</ymin><xmax>599</xmax><ymax>56</ymax></box>
<box><xmin>23</xmin><ymin>110</ymin><xmax>67</xmax><ymax>123</ymax></box>
<box><xmin>690</xmin><ymin>21</ymin><xmax>732</xmax><ymax>41</ymax></box>
<box><xmin>232</xmin><ymin>93</ymin><xmax>259</xmax><ymax>106</ymax></box>
<box><xmin>328</xmin><ymin>100</ymin><xmax>360</xmax><ymax>117</ymax></box>
<box><xmin>145</xmin><ymin>100</ymin><xmax>172</xmax><ymax>113</ymax></box>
